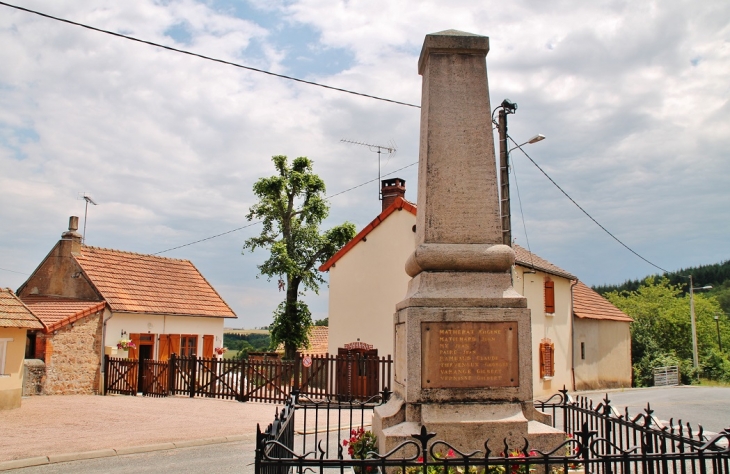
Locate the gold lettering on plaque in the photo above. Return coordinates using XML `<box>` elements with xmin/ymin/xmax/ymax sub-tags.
<box><xmin>421</xmin><ymin>321</ymin><xmax>518</xmax><ymax>388</ymax></box>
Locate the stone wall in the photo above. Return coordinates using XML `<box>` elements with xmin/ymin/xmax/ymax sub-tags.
<box><xmin>23</xmin><ymin>359</ymin><xmax>45</xmax><ymax>396</ymax></box>
<box><xmin>43</xmin><ymin>312</ymin><xmax>103</xmax><ymax>395</ymax></box>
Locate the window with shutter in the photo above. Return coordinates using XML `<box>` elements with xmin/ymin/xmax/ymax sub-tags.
<box><xmin>539</xmin><ymin>339</ymin><xmax>555</xmax><ymax>379</ymax></box>
<box><xmin>544</xmin><ymin>279</ymin><xmax>555</xmax><ymax>314</ymax></box>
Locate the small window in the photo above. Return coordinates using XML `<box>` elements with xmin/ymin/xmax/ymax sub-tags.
<box><xmin>544</xmin><ymin>279</ymin><xmax>555</xmax><ymax>314</ymax></box>
<box><xmin>180</xmin><ymin>335</ymin><xmax>197</xmax><ymax>357</ymax></box>
<box><xmin>539</xmin><ymin>339</ymin><xmax>555</xmax><ymax>379</ymax></box>
<box><xmin>0</xmin><ymin>338</ymin><xmax>12</xmax><ymax>375</ymax></box>
<box><xmin>581</xmin><ymin>342</ymin><xmax>585</xmax><ymax>360</ymax></box>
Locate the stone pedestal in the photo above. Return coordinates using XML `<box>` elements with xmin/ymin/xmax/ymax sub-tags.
<box><xmin>372</xmin><ymin>29</ymin><xmax>564</xmax><ymax>457</ymax></box>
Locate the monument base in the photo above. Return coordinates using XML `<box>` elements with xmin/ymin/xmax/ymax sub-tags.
<box><xmin>373</xmin><ymin>395</ymin><xmax>564</xmax><ymax>457</ymax></box>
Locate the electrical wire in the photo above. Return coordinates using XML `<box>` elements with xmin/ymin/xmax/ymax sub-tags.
<box><xmin>0</xmin><ymin>266</ymin><xmax>29</xmax><ymax>276</ymax></box>
<box><xmin>0</xmin><ymin>1</ymin><xmax>420</xmax><ymax>109</ymax></box>
<box><xmin>509</xmin><ymin>155</ymin><xmax>536</xmax><ymax>271</ymax></box>
<box><xmin>508</xmin><ymin>135</ymin><xmax>670</xmax><ymax>273</ymax></box>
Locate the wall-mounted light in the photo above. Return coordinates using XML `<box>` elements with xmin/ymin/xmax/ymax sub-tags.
<box><xmin>120</xmin><ymin>329</ymin><xmax>127</xmax><ymax>338</ymax></box>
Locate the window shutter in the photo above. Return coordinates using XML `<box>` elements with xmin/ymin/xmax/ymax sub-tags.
<box><xmin>158</xmin><ymin>335</ymin><xmax>170</xmax><ymax>361</ymax></box>
<box><xmin>540</xmin><ymin>340</ymin><xmax>555</xmax><ymax>378</ymax></box>
<box><xmin>544</xmin><ymin>279</ymin><xmax>555</xmax><ymax>313</ymax></box>
<box><xmin>128</xmin><ymin>334</ymin><xmax>141</xmax><ymax>359</ymax></box>
<box><xmin>169</xmin><ymin>334</ymin><xmax>181</xmax><ymax>356</ymax></box>
<box><xmin>203</xmin><ymin>335</ymin><xmax>214</xmax><ymax>358</ymax></box>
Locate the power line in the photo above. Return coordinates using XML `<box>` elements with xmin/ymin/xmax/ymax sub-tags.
<box><xmin>509</xmin><ymin>136</ymin><xmax>670</xmax><ymax>273</ymax></box>
<box><xmin>0</xmin><ymin>266</ymin><xmax>29</xmax><ymax>276</ymax></box>
<box><xmin>0</xmin><ymin>1</ymin><xmax>421</xmax><ymax>109</ymax></box>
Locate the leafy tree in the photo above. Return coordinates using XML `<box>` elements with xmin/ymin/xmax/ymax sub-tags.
<box><xmin>314</xmin><ymin>317</ymin><xmax>329</xmax><ymax>327</ymax></box>
<box><xmin>605</xmin><ymin>277</ymin><xmax>729</xmax><ymax>386</ymax></box>
<box><xmin>243</xmin><ymin>156</ymin><xmax>355</xmax><ymax>359</ymax></box>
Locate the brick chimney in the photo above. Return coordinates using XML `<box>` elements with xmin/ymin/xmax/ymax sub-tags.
<box><xmin>61</xmin><ymin>216</ymin><xmax>83</xmax><ymax>254</ymax></box>
<box><xmin>381</xmin><ymin>178</ymin><xmax>406</xmax><ymax>211</ymax></box>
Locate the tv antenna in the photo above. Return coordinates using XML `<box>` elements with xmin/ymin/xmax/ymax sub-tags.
<box><xmin>77</xmin><ymin>193</ymin><xmax>98</xmax><ymax>244</ymax></box>
<box><xmin>341</xmin><ymin>139</ymin><xmax>396</xmax><ymax>200</ymax></box>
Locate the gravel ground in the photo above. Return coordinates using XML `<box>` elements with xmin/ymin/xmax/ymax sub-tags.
<box><xmin>0</xmin><ymin>395</ymin><xmax>283</xmax><ymax>462</ymax></box>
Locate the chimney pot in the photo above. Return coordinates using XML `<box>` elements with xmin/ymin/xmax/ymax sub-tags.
<box><xmin>381</xmin><ymin>178</ymin><xmax>406</xmax><ymax>211</ymax></box>
<box><xmin>68</xmin><ymin>216</ymin><xmax>79</xmax><ymax>232</ymax></box>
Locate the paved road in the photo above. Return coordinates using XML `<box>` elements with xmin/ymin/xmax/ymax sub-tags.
<box><xmin>12</xmin><ymin>441</ymin><xmax>257</xmax><ymax>474</ymax></box>
<box><xmin>574</xmin><ymin>386</ymin><xmax>730</xmax><ymax>434</ymax></box>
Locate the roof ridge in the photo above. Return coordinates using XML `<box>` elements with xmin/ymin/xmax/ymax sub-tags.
<box><xmin>81</xmin><ymin>245</ymin><xmax>191</xmax><ymax>263</ymax></box>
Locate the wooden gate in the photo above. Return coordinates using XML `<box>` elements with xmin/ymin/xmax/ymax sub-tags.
<box><xmin>336</xmin><ymin>346</ymin><xmax>379</xmax><ymax>401</ymax></box>
<box><xmin>105</xmin><ymin>356</ymin><xmax>138</xmax><ymax>395</ymax></box>
<box><xmin>140</xmin><ymin>358</ymin><xmax>169</xmax><ymax>397</ymax></box>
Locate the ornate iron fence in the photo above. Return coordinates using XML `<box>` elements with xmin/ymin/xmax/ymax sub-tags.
<box><xmin>255</xmin><ymin>388</ymin><xmax>730</xmax><ymax>474</ymax></box>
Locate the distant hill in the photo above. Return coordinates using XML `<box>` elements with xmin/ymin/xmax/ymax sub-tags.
<box><xmin>593</xmin><ymin>259</ymin><xmax>730</xmax><ymax>315</ymax></box>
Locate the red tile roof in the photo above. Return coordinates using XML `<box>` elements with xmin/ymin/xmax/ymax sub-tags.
<box><xmin>303</xmin><ymin>326</ymin><xmax>329</xmax><ymax>355</ymax></box>
<box><xmin>21</xmin><ymin>296</ymin><xmax>106</xmax><ymax>333</ymax></box>
<box><xmin>74</xmin><ymin>246</ymin><xmax>236</xmax><ymax>318</ymax></box>
<box><xmin>572</xmin><ymin>281</ymin><xmax>633</xmax><ymax>322</ymax></box>
<box><xmin>319</xmin><ymin>197</ymin><xmax>417</xmax><ymax>271</ymax></box>
<box><xmin>513</xmin><ymin>244</ymin><xmax>576</xmax><ymax>280</ymax></box>
<box><xmin>0</xmin><ymin>288</ymin><xmax>44</xmax><ymax>329</ymax></box>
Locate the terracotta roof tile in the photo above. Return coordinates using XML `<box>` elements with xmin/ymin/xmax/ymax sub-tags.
<box><xmin>573</xmin><ymin>281</ymin><xmax>633</xmax><ymax>322</ymax></box>
<box><xmin>21</xmin><ymin>296</ymin><xmax>106</xmax><ymax>333</ymax></box>
<box><xmin>0</xmin><ymin>288</ymin><xmax>44</xmax><ymax>329</ymax></box>
<box><xmin>513</xmin><ymin>244</ymin><xmax>576</xmax><ymax>280</ymax></box>
<box><xmin>304</xmin><ymin>326</ymin><xmax>329</xmax><ymax>355</ymax></box>
<box><xmin>73</xmin><ymin>246</ymin><xmax>236</xmax><ymax>318</ymax></box>
<box><xmin>319</xmin><ymin>197</ymin><xmax>417</xmax><ymax>271</ymax></box>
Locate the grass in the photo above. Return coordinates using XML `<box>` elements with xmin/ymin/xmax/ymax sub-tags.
<box><xmin>698</xmin><ymin>378</ymin><xmax>730</xmax><ymax>387</ymax></box>
<box><xmin>223</xmin><ymin>328</ymin><xmax>270</xmax><ymax>335</ymax></box>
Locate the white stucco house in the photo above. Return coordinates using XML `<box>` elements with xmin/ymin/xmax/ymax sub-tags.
<box><xmin>319</xmin><ymin>179</ymin><xmax>632</xmax><ymax>397</ymax></box>
<box><xmin>17</xmin><ymin>216</ymin><xmax>237</xmax><ymax>394</ymax></box>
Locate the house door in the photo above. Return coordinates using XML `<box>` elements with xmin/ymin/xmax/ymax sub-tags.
<box><xmin>133</xmin><ymin>334</ymin><xmax>155</xmax><ymax>393</ymax></box>
<box><xmin>336</xmin><ymin>345</ymin><xmax>379</xmax><ymax>401</ymax></box>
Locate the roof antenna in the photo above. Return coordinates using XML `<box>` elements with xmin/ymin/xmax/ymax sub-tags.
<box><xmin>341</xmin><ymin>139</ymin><xmax>396</xmax><ymax>200</ymax></box>
<box><xmin>78</xmin><ymin>193</ymin><xmax>98</xmax><ymax>244</ymax></box>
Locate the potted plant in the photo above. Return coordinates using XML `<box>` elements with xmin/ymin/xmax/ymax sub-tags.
<box><xmin>214</xmin><ymin>347</ymin><xmax>227</xmax><ymax>358</ymax></box>
<box><xmin>343</xmin><ymin>427</ymin><xmax>378</xmax><ymax>473</ymax></box>
<box><xmin>116</xmin><ymin>339</ymin><xmax>136</xmax><ymax>358</ymax></box>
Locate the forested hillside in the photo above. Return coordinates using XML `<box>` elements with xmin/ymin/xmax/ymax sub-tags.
<box><xmin>594</xmin><ymin>259</ymin><xmax>730</xmax><ymax>315</ymax></box>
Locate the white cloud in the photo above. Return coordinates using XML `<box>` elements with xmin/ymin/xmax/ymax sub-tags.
<box><xmin>0</xmin><ymin>0</ymin><xmax>728</xmax><ymax>327</ymax></box>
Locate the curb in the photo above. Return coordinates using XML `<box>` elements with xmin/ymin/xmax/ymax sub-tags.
<box><xmin>0</xmin><ymin>435</ymin><xmax>253</xmax><ymax>471</ymax></box>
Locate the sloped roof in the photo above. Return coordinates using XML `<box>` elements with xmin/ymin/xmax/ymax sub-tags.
<box><xmin>318</xmin><ymin>198</ymin><xmax>575</xmax><ymax>280</ymax></box>
<box><xmin>572</xmin><ymin>281</ymin><xmax>633</xmax><ymax>322</ymax></box>
<box><xmin>21</xmin><ymin>296</ymin><xmax>106</xmax><ymax>333</ymax></box>
<box><xmin>73</xmin><ymin>246</ymin><xmax>236</xmax><ymax>318</ymax></box>
<box><xmin>513</xmin><ymin>244</ymin><xmax>576</xmax><ymax>280</ymax></box>
<box><xmin>319</xmin><ymin>197</ymin><xmax>417</xmax><ymax>271</ymax></box>
<box><xmin>0</xmin><ymin>288</ymin><xmax>44</xmax><ymax>329</ymax></box>
<box><xmin>304</xmin><ymin>326</ymin><xmax>329</xmax><ymax>355</ymax></box>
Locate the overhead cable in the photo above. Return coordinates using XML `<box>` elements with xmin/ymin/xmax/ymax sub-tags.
<box><xmin>509</xmin><ymin>136</ymin><xmax>669</xmax><ymax>273</ymax></box>
<box><xmin>0</xmin><ymin>1</ymin><xmax>421</xmax><ymax>109</ymax></box>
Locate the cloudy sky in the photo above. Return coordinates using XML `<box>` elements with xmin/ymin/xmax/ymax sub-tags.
<box><xmin>1</xmin><ymin>0</ymin><xmax>728</xmax><ymax>328</ymax></box>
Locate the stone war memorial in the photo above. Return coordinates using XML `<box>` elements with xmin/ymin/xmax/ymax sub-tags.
<box><xmin>371</xmin><ymin>29</ymin><xmax>564</xmax><ymax>453</ymax></box>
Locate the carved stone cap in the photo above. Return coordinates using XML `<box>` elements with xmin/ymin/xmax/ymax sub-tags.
<box><xmin>418</xmin><ymin>30</ymin><xmax>490</xmax><ymax>75</ymax></box>
<box><xmin>405</xmin><ymin>243</ymin><xmax>515</xmax><ymax>277</ymax></box>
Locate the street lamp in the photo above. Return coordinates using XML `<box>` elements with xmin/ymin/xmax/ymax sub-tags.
<box><xmin>494</xmin><ymin>98</ymin><xmax>546</xmax><ymax>246</ymax></box>
<box><xmin>714</xmin><ymin>313</ymin><xmax>722</xmax><ymax>352</ymax></box>
<box><xmin>689</xmin><ymin>275</ymin><xmax>712</xmax><ymax>372</ymax></box>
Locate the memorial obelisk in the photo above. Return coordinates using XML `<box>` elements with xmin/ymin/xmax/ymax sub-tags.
<box><xmin>372</xmin><ymin>30</ymin><xmax>562</xmax><ymax>454</ymax></box>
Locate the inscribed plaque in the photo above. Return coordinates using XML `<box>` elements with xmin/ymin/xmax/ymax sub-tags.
<box><xmin>421</xmin><ymin>321</ymin><xmax>518</xmax><ymax>388</ymax></box>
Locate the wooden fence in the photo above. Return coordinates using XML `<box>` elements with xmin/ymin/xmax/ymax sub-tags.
<box><xmin>104</xmin><ymin>352</ymin><xmax>392</xmax><ymax>404</ymax></box>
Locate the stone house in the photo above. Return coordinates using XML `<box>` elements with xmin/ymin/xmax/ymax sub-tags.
<box><xmin>17</xmin><ymin>216</ymin><xmax>237</xmax><ymax>395</ymax></box>
<box><xmin>0</xmin><ymin>289</ymin><xmax>45</xmax><ymax>409</ymax></box>
<box><xmin>319</xmin><ymin>179</ymin><xmax>633</xmax><ymax>396</ymax></box>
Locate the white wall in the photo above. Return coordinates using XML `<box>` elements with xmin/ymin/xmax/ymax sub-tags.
<box><xmin>573</xmin><ymin>318</ymin><xmax>632</xmax><ymax>390</ymax></box>
<box><xmin>512</xmin><ymin>266</ymin><xmax>573</xmax><ymax>398</ymax></box>
<box><xmin>103</xmin><ymin>311</ymin><xmax>225</xmax><ymax>359</ymax></box>
<box><xmin>327</xmin><ymin>209</ymin><xmax>416</xmax><ymax>358</ymax></box>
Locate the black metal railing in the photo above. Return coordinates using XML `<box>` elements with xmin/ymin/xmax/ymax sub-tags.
<box><xmin>255</xmin><ymin>388</ymin><xmax>730</xmax><ymax>474</ymax></box>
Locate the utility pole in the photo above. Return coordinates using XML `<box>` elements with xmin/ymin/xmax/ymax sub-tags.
<box><xmin>497</xmin><ymin>99</ymin><xmax>517</xmax><ymax>246</ymax></box>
